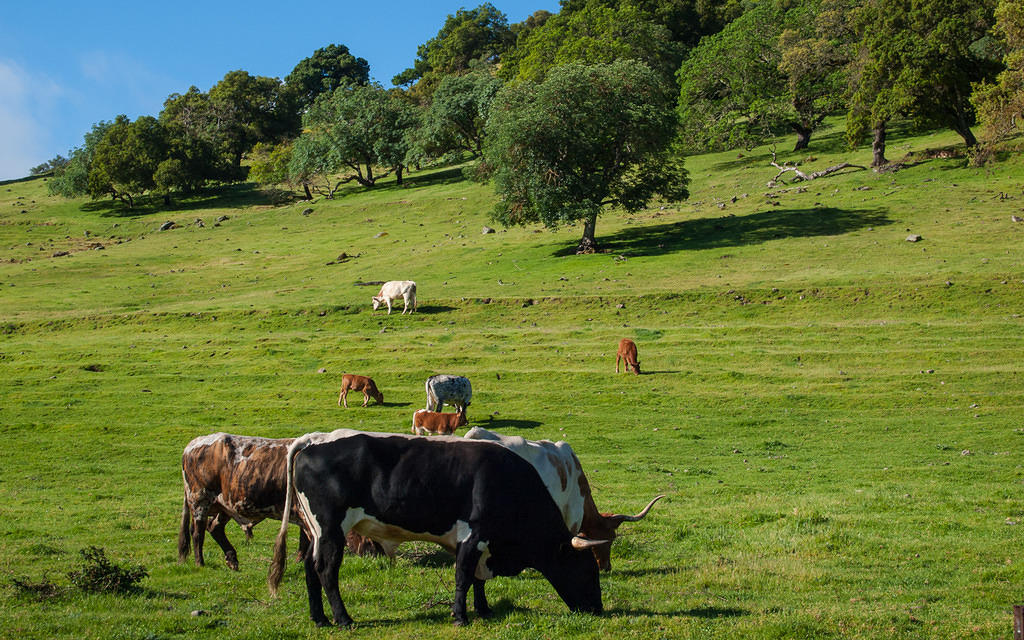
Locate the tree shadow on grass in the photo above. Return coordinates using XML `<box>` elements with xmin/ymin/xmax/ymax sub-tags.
<box><xmin>554</xmin><ymin>206</ymin><xmax>891</xmax><ymax>258</ymax></box>
<box><xmin>414</xmin><ymin>305</ymin><xmax>458</xmax><ymax>315</ymax></box>
<box><xmin>481</xmin><ymin>418</ymin><xmax>542</xmax><ymax>430</ymax></box>
<box><xmin>83</xmin><ymin>183</ymin><xmax>278</xmax><ymax>218</ymax></box>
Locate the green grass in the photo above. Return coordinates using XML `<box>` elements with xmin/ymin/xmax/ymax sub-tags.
<box><xmin>2</xmin><ymin>120</ymin><xmax>1024</xmax><ymax>639</ymax></box>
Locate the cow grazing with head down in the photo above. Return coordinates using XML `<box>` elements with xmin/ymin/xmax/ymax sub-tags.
<box><xmin>371</xmin><ymin>280</ymin><xmax>417</xmax><ymax>315</ymax></box>
<box><xmin>412</xmin><ymin>408</ymin><xmax>468</xmax><ymax>435</ymax></box>
<box><xmin>337</xmin><ymin>374</ymin><xmax>384</xmax><ymax>408</ymax></box>
<box><xmin>425</xmin><ymin>374</ymin><xmax>472</xmax><ymax>416</ymax></box>
<box><xmin>616</xmin><ymin>338</ymin><xmax>641</xmax><ymax>375</ymax></box>
<box><xmin>179</xmin><ymin>433</ymin><xmax>382</xmax><ymax>570</ymax></box>
<box><xmin>268</xmin><ymin>430</ymin><xmax>603</xmax><ymax>627</ymax></box>
<box><xmin>464</xmin><ymin>427</ymin><xmax>663</xmax><ymax>572</ymax></box>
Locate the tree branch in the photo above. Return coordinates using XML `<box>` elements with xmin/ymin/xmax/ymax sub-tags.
<box><xmin>768</xmin><ymin>146</ymin><xmax>866</xmax><ymax>184</ymax></box>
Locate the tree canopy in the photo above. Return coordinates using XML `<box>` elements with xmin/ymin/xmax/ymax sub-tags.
<box><xmin>483</xmin><ymin>60</ymin><xmax>688</xmax><ymax>254</ymax></box>
<box><xmin>284</xmin><ymin>44</ymin><xmax>370</xmax><ymax>112</ymax></box>
<box><xmin>972</xmin><ymin>0</ymin><xmax>1024</xmax><ymax>147</ymax></box>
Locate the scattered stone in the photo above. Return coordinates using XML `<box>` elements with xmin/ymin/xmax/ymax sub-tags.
<box><xmin>317</xmin><ymin>368</ymin><xmax>327</xmax><ymax>374</ymax></box>
<box><xmin>961</xmin><ymin>449</ymin><xmax>972</xmax><ymax>456</ymax></box>
<box><xmin>216</xmin><ymin>215</ymin><xmax>229</xmax><ymax>222</ymax></box>
<box><xmin>302</xmin><ymin>208</ymin><xmax>314</xmax><ymax>216</ymax></box>
<box><xmin>855</xmin><ymin>186</ymin><xmax>870</xmax><ymax>191</ymax></box>
<box><xmin>191</xmin><ymin>610</ymin><xmax>206</xmax><ymax>617</ymax></box>
<box><xmin>616</xmin><ymin>303</ymin><xmax>625</xmax><ymax>309</ymax></box>
<box><xmin>158</xmin><ymin>221</ymin><xmax>176</xmax><ymax>231</ymax></box>
<box><xmin>194</xmin><ymin>218</ymin><xmax>204</xmax><ymax>228</ymax></box>
<box><xmin>906</xmin><ymin>234</ymin><xmax>922</xmax><ymax>242</ymax></box>
<box><xmin>482</xmin><ymin>226</ymin><xmax>495</xmax><ymax>234</ymax></box>
<box><xmin>373</xmin><ymin>231</ymin><xmax>388</xmax><ymax>238</ymax></box>
<box><xmin>1012</xmin><ymin>215</ymin><xmax>1023</xmax><ymax>223</ymax></box>
<box><xmin>52</xmin><ymin>251</ymin><xmax>69</xmax><ymax>257</ymax></box>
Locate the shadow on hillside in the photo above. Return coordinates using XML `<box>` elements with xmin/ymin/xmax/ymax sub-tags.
<box><xmin>554</xmin><ymin>206</ymin><xmax>891</xmax><ymax>258</ymax></box>
<box><xmin>415</xmin><ymin>305</ymin><xmax>458</xmax><ymax>315</ymax></box>
<box><xmin>84</xmin><ymin>183</ymin><xmax>276</xmax><ymax>218</ymax></box>
<box><xmin>331</xmin><ymin>167</ymin><xmax>469</xmax><ymax>199</ymax></box>
<box><xmin>481</xmin><ymin>418</ymin><xmax>542</xmax><ymax>430</ymax></box>
<box><xmin>635</xmin><ymin>370</ymin><xmax>682</xmax><ymax>376</ymax></box>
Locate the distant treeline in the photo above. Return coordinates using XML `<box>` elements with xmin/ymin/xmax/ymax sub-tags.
<box><xmin>40</xmin><ymin>0</ymin><xmax>1021</xmax><ymax>209</ymax></box>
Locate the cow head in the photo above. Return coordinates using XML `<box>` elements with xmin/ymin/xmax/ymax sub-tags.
<box><xmin>632</xmin><ymin>361</ymin><xmax>641</xmax><ymax>375</ymax></box>
<box><xmin>371</xmin><ymin>296</ymin><xmax>383</xmax><ymax>310</ymax></box>
<box><xmin>584</xmin><ymin>495</ymin><xmax>664</xmax><ymax>571</ymax></box>
<box><xmin>456</xmin><ymin>409</ymin><xmax>468</xmax><ymax>427</ymax></box>
<box><xmin>543</xmin><ymin>540</ymin><xmax>603</xmax><ymax>615</ymax></box>
<box><xmin>373</xmin><ymin>389</ymin><xmax>384</xmax><ymax>404</ymax></box>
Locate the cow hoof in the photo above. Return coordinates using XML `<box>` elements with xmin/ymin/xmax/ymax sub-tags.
<box><xmin>314</xmin><ymin>619</ymin><xmax>331</xmax><ymax>628</ymax></box>
<box><xmin>453</xmin><ymin>618</ymin><xmax>470</xmax><ymax>627</ymax></box>
<box><xmin>476</xmin><ymin>606</ymin><xmax>493</xmax><ymax>619</ymax></box>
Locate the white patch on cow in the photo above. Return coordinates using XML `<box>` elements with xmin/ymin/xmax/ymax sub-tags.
<box><xmin>182</xmin><ymin>432</ymin><xmax>227</xmax><ymax>456</ymax></box>
<box><xmin>295</xmin><ymin>488</ymin><xmax>324</xmax><ymax>559</ymax></box>
<box><xmin>475</xmin><ymin>540</ymin><xmax>494</xmax><ymax>580</ymax></box>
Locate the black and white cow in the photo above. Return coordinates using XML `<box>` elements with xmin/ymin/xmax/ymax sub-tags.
<box><xmin>267</xmin><ymin>429</ymin><xmax>603</xmax><ymax>627</ymax></box>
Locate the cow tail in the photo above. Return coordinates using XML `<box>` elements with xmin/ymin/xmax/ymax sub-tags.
<box><xmin>268</xmin><ymin>440</ymin><xmax>300</xmax><ymax>596</ymax></box>
<box><xmin>411</xmin><ymin>283</ymin><xmax>417</xmax><ymax>310</ymax></box>
<box><xmin>177</xmin><ymin>494</ymin><xmax>191</xmax><ymax>562</ymax></box>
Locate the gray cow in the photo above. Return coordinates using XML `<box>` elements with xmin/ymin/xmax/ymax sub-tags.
<box><xmin>425</xmin><ymin>374</ymin><xmax>472</xmax><ymax>419</ymax></box>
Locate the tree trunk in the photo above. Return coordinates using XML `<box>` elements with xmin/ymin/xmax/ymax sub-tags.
<box><xmin>576</xmin><ymin>215</ymin><xmax>598</xmax><ymax>254</ymax></box>
<box><xmin>871</xmin><ymin>122</ymin><xmax>887</xmax><ymax>167</ymax></box>
<box><xmin>303</xmin><ymin>183</ymin><xmax>312</xmax><ymax>200</ymax></box>
<box><xmin>163</xmin><ymin>194</ymin><xmax>171</xmax><ymax>206</ymax></box>
<box><xmin>951</xmin><ymin>118</ymin><xmax>978</xmax><ymax>148</ymax></box>
<box><xmin>395</xmin><ymin>165</ymin><xmax>404</xmax><ymax>186</ymax></box>
<box><xmin>793</xmin><ymin>124</ymin><xmax>812</xmax><ymax>151</ymax></box>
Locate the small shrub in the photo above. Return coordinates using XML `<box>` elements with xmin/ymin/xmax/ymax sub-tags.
<box><xmin>10</xmin><ymin>575</ymin><xmax>63</xmax><ymax>600</ymax></box>
<box><xmin>67</xmin><ymin>546</ymin><xmax>147</xmax><ymax>594</ymax></box>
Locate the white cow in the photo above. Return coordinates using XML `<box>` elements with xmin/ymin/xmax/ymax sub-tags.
<box><xmin>372</xmin><ymin>280</ymin><xmax>417</xmax><ymax>314</ymax></box>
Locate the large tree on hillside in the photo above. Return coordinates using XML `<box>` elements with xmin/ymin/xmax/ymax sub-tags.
<box><xmin>847</xmin><ymin>0</ymin><xmax>999</xmax><ymax>163</ymax></box>
<box><xmin>392</xmin><ymin>3</ymin><xmax>514</xmax><ymax>100</ymax></box>
<box><xmin>88</xmin><ymin>116</ymin><xmax>168</xmax><ymax>208</ymax></box>
<box><xmin>291</xmin><ymin>84</ymin><xmax>418</xmax><ymax>193</ymax></box>
<box><xmin>417</xmin><ymin>67</ymin><xmax>503</xmax><ymax>159</ymax></box>
<box><xmin>499</xmin><ymin>4</ymin><xmax>682</xmax><ymax>86</ymax></box>
<box><xmin>482</xmin><ymin>61</ymin><xmax>689</xmax><ymax>254</ymax></box>
<box><xmin>558</xmin><ymin>0</ymin><xmax>742</xmax><ymax>51</ymax></box>
<box><xmin>972</xmin><ymin>0</ymin><xmax>1024</xmax><ymax>147</ymax></box>
<box><xmin>208</xmin><ymin>70</ymin><xmax>292</xmax><ymax>168</ymax></box>
<box><xmin>285</xmin><ymin>44</ymin><xmax>370</xmax><ymax>113</ymax></box>
<box><xmin>676</xmin><ymin>0</ymin><xmax>850</xmax><ymax>152</ymax></box>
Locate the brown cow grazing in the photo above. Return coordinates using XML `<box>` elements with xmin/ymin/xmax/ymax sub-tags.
<box><xmin>411</xmin><ymin>408</ymin><xmax>468</xmax><ymax>436</ymax></box>
<box><xmin>337</xmin><ymin>374</ymin><xmax>384</xmax><ymax>408</ymax></box>
<box><xmin>179</xmin><ymin>433</ymin><xmax>382</xmax><ymax>570</ymax></box>
<box><xmin>615</xmin><ymin>338</ymin><xmax>641</xmax><ymax>375</ymax></box>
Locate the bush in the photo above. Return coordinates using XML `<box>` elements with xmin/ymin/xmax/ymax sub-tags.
<box><xmin>67</xmin><ymin>546</ymin><xmax>147</xmax><ymax>594</ymax></box>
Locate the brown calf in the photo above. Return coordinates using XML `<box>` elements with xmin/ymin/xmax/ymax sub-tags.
<box><xmin>615</xmin><ymin>338</ymin><xmax>641</xmax><ymax>375</ymax></box>
<box><xmin>337</xmin><ymin>374</ymin><xmax>384</xmax><ymax>408</ymax></box>
<box><xmin>411</xmin><ymin>408</ymin><xmax>468</xmax><ymax>436</ymax></box>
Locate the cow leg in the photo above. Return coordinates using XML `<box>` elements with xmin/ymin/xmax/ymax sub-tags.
<box><xmin>472</xmin><ymin>578</ymin><xmax>492</xmax><ymax>619</ymax></box>
<box><xmin>616</xmin><ymin>354</ymin><xmax>621</xmax><ymax>373</ymax></box>
<box><xmin>190</xmin><ymin>505</ymin><xmax>209</xmax><ymax>567</ymax></box>
<box><xmin>315</xmin><ymin>535</ymin><xmax>354</xmax><ymax>627</ymax></box>
<box><xmin>362</xmin><ymin>390</ymin><xmax>370</xmax><ymax>407</ymax></box>
<box><xmin>303</xmin><ymin>553</ymin><xmax>332</xmax><ymax>627</ymax></box>
<box><xmin>452</xmin><ymin>537</ymin><xmax>485</xmax><ymax>625</ymax></box>
<box><xmin>206</xmin><ymin>513</ymin><xmax>238</xmax><ymax>571</ymax></box>
<box><xmin>339</xmin><ymin>388</ymin><xmax>348</xmax><ymax>408</ymax></box>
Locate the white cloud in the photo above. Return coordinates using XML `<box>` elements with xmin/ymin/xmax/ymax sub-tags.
<box><xmin>0</xmin><ymin>59</ymin><xmax>62</xmax><ymax>180</ymax></box>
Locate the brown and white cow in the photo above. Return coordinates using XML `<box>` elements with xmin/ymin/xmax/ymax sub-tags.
<box><xmin>179</xmin><ymin>433</ymin><xmax>381</xmax><ymax>570</ymax></box>
<box><xmin>464</xmin><ymin>427</ymin><xmax>663</xmax><ymax>571</ymax></box>
<box><xmin>411</xmin><ymin>408</ymin><xmax>468</xmax><ymax>436</ymax></box>
<box><xmin>615</xmin><ymin>338</ymin><xmax>641</xmax><ymax>375</ymax></box>
<box><xmin>337</xmin><ymin>374</ymin><xmax>384</xmax><ymax>408</ymax></box>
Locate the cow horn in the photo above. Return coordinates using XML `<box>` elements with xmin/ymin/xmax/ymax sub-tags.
<box><xmin>571</xmin><ymin>535</ymin><xmax>608</xmax><ymax>550</ymax></box>
<box><xmin>605</xmin><ymin>494</ymin><xmax>665</xmax><ymax>527</ymax></box>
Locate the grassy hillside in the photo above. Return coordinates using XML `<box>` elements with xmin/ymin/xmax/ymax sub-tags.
<box><xmin>2</xmin><ymin>120</ymin><xmax>1023</xmax><ymax>639</ymax></box>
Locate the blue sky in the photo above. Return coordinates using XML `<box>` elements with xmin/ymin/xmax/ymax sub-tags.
<box><xmin>0</xmin><ymin>1</ymin><xmax>559</xmax><ymax>181</ymax></box>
